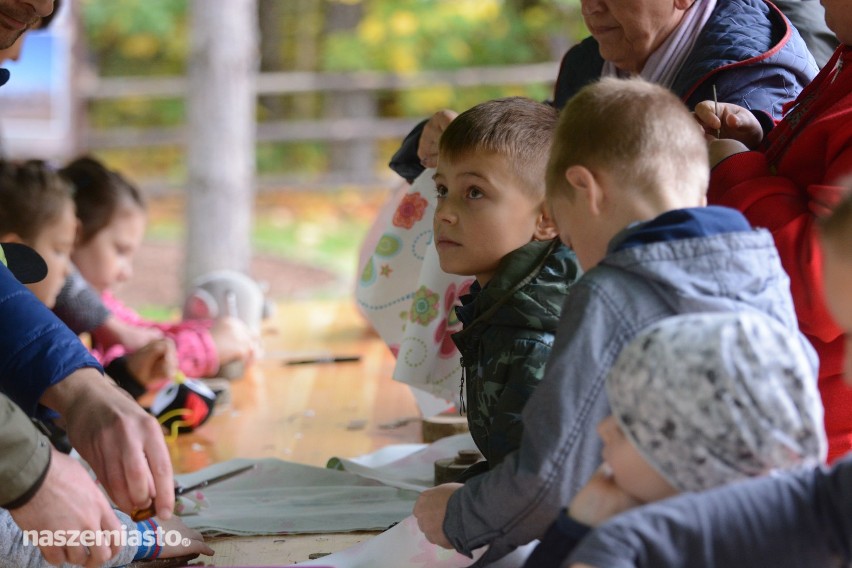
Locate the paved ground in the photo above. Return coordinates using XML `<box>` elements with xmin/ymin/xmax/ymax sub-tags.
<box><xmin>113</xmin><ymin>240</ymin><xmax>342</xmax><ymax>310</ymax></box>
<box><xmin>110</xmin><ymin>187</ymin><xmax>393</xmax><ymax>311</ymax></box>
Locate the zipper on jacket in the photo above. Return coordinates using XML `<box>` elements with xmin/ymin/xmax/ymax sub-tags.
<box><xmin>458</xmin><ymin>358</ymin><xmax>466</xmax><ymax>415</ymax></box>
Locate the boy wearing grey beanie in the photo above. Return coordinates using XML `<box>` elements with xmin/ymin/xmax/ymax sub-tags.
<box><xmin>524</xmin><ymin>311</ymin><xmax>826</xmax><ymax>567</ymax></box>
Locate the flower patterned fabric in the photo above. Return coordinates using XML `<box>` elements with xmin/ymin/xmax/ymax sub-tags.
<box><xmin>356</xmin><ymin>169</ymin><xmax>473</xmax><ymax>410</ymax></box>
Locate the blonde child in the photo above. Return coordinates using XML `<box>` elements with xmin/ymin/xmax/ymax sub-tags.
<box><xmin>565</xmin><ymin>187</ymin><xmax>852</xmax><ymax>568</ymax></box>
<box><xmin>432</xmin><ymin>97</ymin><xmax>580</xmax><ymax>476</ymax></box>
<box><xmin>414</xmin><ymin>77</ymin><xmax>809</xmax><ymax>564</ymax></box>
<box><xmin>524</xmin><ymin>311</ymin><xmax>826</xmax><ymax>566</ymax></box>
<box><xmin>60</xmin><ymin>156</ymin><xmax>255</xmax><ymax>381</ymax></box>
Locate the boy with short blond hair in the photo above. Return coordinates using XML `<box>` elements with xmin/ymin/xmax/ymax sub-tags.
<box><xmin>565</xmin><ymin>188</ymin><xmax>852</xmax><ymax>568</ymax></box>
<box><xmin>432</xmin><ymin>97</ymin><xmax>580</xmax><ymax>475</ymax></box>
<box><xmin>545</xmin><ymin>78</ymin><xmax>708</xmax><ymax>206</ymax></box>
<box><xmin>414</xmin><ymin>77</ymin><xmax>814</xmax><ymax>565</ymax></box>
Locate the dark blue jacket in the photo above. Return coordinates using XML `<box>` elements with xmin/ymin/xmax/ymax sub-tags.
<box><xmin>553</xmin><ymin>0</ymin><xmax>817</xmax><ymax>117</ymax></box>
<box><xmin>0</xmin><ymin>265</ymin><xmax>102</xmax><ymax>416</ymax></box>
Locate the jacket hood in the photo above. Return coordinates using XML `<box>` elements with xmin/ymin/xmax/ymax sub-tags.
<box><xmin>599</xmin><ymin>228</ymin><xmax>802</xmax><ymax>336</ymax></box>
<box><xmin>454</xmin><ymin>239</ymin><xmax>579</xmax><ymax>344</ymax></box>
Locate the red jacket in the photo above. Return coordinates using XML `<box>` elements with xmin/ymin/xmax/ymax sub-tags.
<box><xmin>709</xmin><ymin>46</ymin><xmax>852</xmax><ymax>462</ymax></box>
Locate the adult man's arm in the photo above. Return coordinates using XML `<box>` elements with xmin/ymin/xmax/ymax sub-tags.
<box><xmin>0</xmin><ymin>268</ymin><xmax>174</xmax><ymax>518</ymax></box>
<box><xmin>39</xmin><ymin>369</ymin><xmax>175</xmax><ymax>518</ymax></box>
<box><xmin>0</xmin><ymin>266</ymin><xmax>102</xmax><ymax>415</ymax></box>
<box><xmin>0</xmin><ymin>393</ymin><xmax>121</xmax><ymax>568</ymax></box>
<box><xmin>0</xmin><ymin>393</ymin><xmax>50</xmax><ymax>508</ymax></box>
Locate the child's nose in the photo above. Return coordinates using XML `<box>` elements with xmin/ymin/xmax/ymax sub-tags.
<box><xmin>434</xmin><ymin>202</ymin><xmax>457</xmax><ymax>224</ymax></box>
<box><xmin>117</xmin><ymin>261</ymin><xmax>134</xmax><ymax>283</ymax></box>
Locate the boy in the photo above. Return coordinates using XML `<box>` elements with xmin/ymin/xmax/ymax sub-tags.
<box><xmin>525</xmin><ymin>311</ymin><xmax>826</xmax><ymax>567</ymax></box>
<box><xmin>413</xmin><ymin>77</ymin><xmax>811</xmax><ymax>565</ymax></box>
<box><xmin>432</xmin><ymin>97</ymin><xmax>580</xmax><ymax>475</ymax></box>
<box><xmin>565</xmin><ymin>188</ymin><xmax>852</xmax><ymax>568</ymax></box>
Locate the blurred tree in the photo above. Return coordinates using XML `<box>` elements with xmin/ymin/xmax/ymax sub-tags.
<box><xmin>81</xmin><ymin>0</ymin><xmax>188</xmax><ymax>76</ymax></box>
<box><xmin>323</xmin><ymin>0</ymin><xmax>375</xmax><ymax>181</ymax></box>
<box><xmin>185</xmin><ymin>0</ymin><xmax>258</xmax><ymax>286</ymax></box>
<box><xmin>80</xmin><ymin>0</ymin><xmax>585</xmax><ymax>180</ymax></box>
<box><xmin>258</xmin><ymin>0</ymin><xmax>288</xmax><ymax>119</ymax></box>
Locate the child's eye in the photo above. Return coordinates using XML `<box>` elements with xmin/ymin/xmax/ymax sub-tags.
<box><xmin>435</xmin><ymin>184</ymin><xmax>448</xmax><ymax>199</ymax></box>
<box><xmin>467</xmin><ymin>187</ymin><xmax>484</xmax><ymax>200</ymax></box>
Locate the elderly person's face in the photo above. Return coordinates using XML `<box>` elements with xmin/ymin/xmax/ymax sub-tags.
<box><xmin>581</xmin><ymin>0</ymin><xmax>692</xmax><ymax>74</ymax></box>
<box><xmin>0</xmin><ymin>0</ymin><xmax>52</xmax><ymax>50</ymax></box>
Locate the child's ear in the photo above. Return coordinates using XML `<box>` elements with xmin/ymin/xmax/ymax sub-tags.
<box><xmin>532</xmin><ymin>204</ymin><xmax>559</xmax><ymax>241</ymax></box>
<box><xmin>0</xmin><ymin>232</ymin><xmax>25</xmax><ymax>245</ymax></box>
<box><xmin>565</xmin><ymin>165</ymin><xmax>603</xmax><ymax>216</ymax></box>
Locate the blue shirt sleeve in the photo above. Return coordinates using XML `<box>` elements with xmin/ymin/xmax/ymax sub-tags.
<box><xmin>0</xmin><ymin>266</ymin><xmax>103</xmax><ymax>416</ymax></box>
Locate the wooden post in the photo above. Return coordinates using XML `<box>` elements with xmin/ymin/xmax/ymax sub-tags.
<box><xmin>323</xmin><ymin>0</ymin><xmax>375</xmax><ymax>182</ymax></box>
<box><xmin>185</xmin><ymin>0</ymin><xmax>258</xmax><ymax>292</ymax></box>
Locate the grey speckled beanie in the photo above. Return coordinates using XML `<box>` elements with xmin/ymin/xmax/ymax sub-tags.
<box><xmin>606</xmin><ymin>312</ymin><xmax>827</xmax><ymax>493</ymax></box>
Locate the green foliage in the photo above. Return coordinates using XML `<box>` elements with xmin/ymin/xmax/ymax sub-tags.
<box><xmin>81</xmin><ymin>0</ymin><xmax>189</xmax><ymax>76</ymax></box>
<box><xmin>80</xmin><ymin>0</ymin><xmax>586</xmax><ymax>178</ymax></box>
<box><xmin>322</xmin><ymin>0</ymin><xmax>583</xmax><ymax>72</ymax></box>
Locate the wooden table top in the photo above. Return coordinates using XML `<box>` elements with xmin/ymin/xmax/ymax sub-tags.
<box><xmin>168</xmin><ymin>299</ymin><xmax>424</xmax><ymax>566</ymax></box>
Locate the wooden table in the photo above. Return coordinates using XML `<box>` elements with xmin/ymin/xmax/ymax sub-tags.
<box><xmin>169</xmin><ymin>299</ymin><xmax>424</xmax><ymax>566</ymax></box>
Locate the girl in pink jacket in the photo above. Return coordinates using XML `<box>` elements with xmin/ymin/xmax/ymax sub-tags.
<box><xmin>61</xmin><ymin>156</ymin><xmax>255</xmax><ymax>380</ymax></box>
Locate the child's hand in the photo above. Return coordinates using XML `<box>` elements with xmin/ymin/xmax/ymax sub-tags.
<box><xmin>693</xmin><ymin>101</ymin><xmax>764</xmax><ymax>149</ymax></box>
<box><xmin>708</xmin><ymin>138</ymin><xmax>750</xmax><ymax>169</ymax></box>
<box><xmin>210</xmin><ymin>316</ymin><xmax>257</xmax><ymax>368</ymax></box>
<box><xmin>126</xmin><ymin>339</ymin><xmax>178</xmax><ymax>386</ymax></box>
<box><xmin>413</xmin><ymin>482</ymin><xmax>462</xmax><ymax>549</ymax></box>
<box><xmin>417</xmin><ymin>109</ymin><xmax>459</xmax><ymax>168</ymax></box>
<box><xmin>156</xmin><ymin>515</ymin><xmax>214</xmax><ymax>559</ymax></box>
<box><xmin>95</xmin><ymin>315</ymin><xmax>165</xmax><ymax>351</ymax></box>
<box><xmin>568</xmin><ymin>465</ymin><xmax>641</xmax><ymax>527</ymax></box>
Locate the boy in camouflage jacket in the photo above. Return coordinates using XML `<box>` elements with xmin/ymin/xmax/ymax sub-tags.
<box><xmin>432</xmin><ymin>97</ymin><xmax>581</xmax><ymax>477</ymax></box>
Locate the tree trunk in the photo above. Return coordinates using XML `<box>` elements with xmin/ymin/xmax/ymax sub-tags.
<box><xmin>258</xmin><ymin>0</ymin><xmax>287</xmax><ymax>119</ymax></box>
<box><xmin>185</xmin><ymin>0</ymin><xmax>258</xmax><ymax>292</ymax></box>
<box><xmin>323</xmin><ymin>0</ymin><xmax>376</xmax><ymax>182</ymax></box>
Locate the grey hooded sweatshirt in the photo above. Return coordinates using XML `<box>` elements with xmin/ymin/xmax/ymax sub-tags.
<box><xmin>442</xmin><ymin>206</ymin><xmax>813</xmax><ymax>565</ymax></box>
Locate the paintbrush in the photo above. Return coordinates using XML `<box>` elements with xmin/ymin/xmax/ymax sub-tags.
<box><xmin>713</xmin><ymin>84</ymin><xmax>721</xmax><ymax>139</ymax></box>
<box><xmin>131</xmin><ymin>464</ymin><xmax>255</xmax><ymax>521</ymax></box>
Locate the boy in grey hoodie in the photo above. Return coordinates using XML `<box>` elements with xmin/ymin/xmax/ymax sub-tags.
<box><xmin>413</xmin><ymin>77</ymin><xmax>814</xmax><ymax>565</ymax></box>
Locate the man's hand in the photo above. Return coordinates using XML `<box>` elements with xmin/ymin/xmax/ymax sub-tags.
<box><xmin>694</xmin><ymin>101</ymin><xmax>764</xmax><ymax>149</ymax></box>
<box><xmin>9</xmin><ymin>448</ymin><xmax>122</xmax><ymax>568</ymax></box>
<box><xmin>40</xmin><ymin>368</ymin><xmax>175</xmax><ymax>519</ymax></box>
<box><xmin>416</xmin><ymin>110</ymin><xmax>458</xmax><ymax>168</ymax></box>
<box><xmin>568</xmin><ymin>466</ymin><xmax>642</xmax><ymax>527</ymax></box>
<box><xmin>412</xmin><ymin>482</ymin><xmax>462</xmax><ymax>549</ymax></box>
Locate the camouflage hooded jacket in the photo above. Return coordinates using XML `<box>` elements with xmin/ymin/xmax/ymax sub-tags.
<box><xmin>452</xmin><ymin>238</ymin><xmax>580</xmax><ymax>471</ymax></box>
